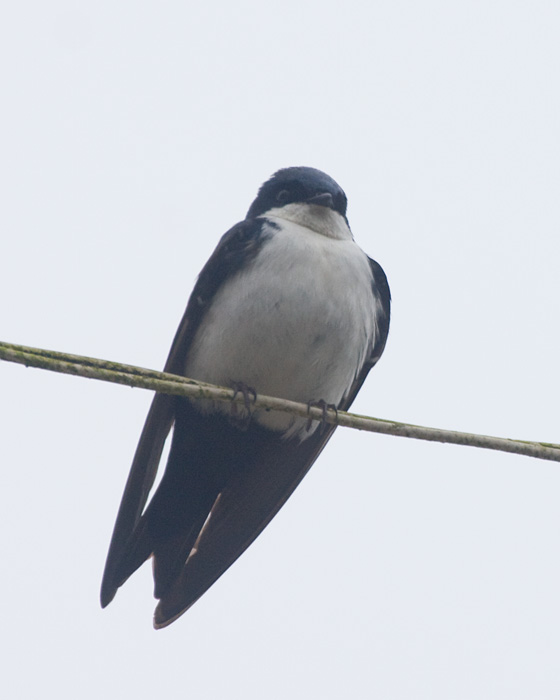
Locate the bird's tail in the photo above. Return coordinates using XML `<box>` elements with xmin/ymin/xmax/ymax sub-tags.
<box><xmin>107</xmin><ymin>490</ymin><xmax>217</xmax><ymax>600</ymax></box>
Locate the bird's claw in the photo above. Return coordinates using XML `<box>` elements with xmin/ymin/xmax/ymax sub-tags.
<box><xmin>306</xmin><ymin>399</ymin><xmax>337</xmax><ymax>434</ymax></box>
<box><xmin>230</xmin><ymin>382</ymin><xmax>257</xmax><ymax>430</ymax></box>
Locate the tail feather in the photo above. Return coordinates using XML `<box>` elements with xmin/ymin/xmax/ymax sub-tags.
<box><xmin>152</xmin><ymin>510</ymin><xmax>212</xmax><ymax>599</ymax></box>
<box><xmin>106</xmin><ymin>488</ymin><xmax>218</xmax><ymax>600</ymax></box>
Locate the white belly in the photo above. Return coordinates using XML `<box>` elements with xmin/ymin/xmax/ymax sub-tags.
<box><xmin>184</xmin><ymin>220</ymin><xmax>376</xmax><ymax>439</ymax></box>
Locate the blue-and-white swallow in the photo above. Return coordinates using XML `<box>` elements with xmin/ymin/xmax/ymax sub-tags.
<box><xmin>101</xmin><ymin>166</ymin><xmax>391</xmax><ymax>628</ymax></box>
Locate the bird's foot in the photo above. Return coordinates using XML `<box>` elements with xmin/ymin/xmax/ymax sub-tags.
<box><xmin>230</xmin><ymin>381</ymin><xmax>257</xmax><ymax>430</ymax></box>
<box><xmin>306</xmin><ymin>399</ymin><xmax>337</xmax><ymax>434</ymax></box>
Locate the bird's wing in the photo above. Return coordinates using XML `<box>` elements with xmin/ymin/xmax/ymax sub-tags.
<box><xmin>101</xmin><ymin>219</ymin><xmax>272</xmax><ymax>607</ymax></box>
<box><xmin>153</xmin><ymin>256</ymin><xmax>391</xmax><ymax>628</ymax></box>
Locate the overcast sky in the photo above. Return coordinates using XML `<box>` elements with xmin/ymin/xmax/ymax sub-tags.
<box><xmin>1</xmin><ymin>2</ymin><xmax>559</xmax><ymax>698</ymax></box>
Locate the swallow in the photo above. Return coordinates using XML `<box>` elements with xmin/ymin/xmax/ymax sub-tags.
<box><xmin>101</xmin><ymin>166</ymin><xmax>390</xmax><ymax>628</ymax></box>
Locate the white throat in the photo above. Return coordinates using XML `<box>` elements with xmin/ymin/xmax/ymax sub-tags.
<box><xmin>262</xmin><ymin>203</ymin><xmax>353</xmax><ymax>241</ymax></box>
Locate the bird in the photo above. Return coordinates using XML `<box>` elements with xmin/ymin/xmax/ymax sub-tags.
<box><xmin>100</xmin><ymin>166</ymin><xmax>390</xmax><ymax>628</ymax></box>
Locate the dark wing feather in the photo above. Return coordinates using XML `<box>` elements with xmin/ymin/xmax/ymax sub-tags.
<box><xmin>153</xmin><ymin>256</ymin><xmax>391</xmax><ymax>627</ymax></box>
<box><xmin>367</xmin><ymin>256</ymin><xmax>391</xmax><ymax>366</ymax></box>
<box><xmin>101</xmin><ymin>219</ymin><xmax>271</xmax><ymax>607</ymax></box>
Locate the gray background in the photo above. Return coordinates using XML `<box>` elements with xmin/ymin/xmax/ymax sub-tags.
<box><xmin>1</xmin><ymin>1</ymin><xmax>559</xmax><ymax>698</ymax></box>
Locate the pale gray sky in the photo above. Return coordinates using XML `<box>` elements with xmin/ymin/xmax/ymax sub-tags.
<box><xmin>1</xmin><ymin>2</ymin><xmax>559</xmax><ymax>698</ymax></box>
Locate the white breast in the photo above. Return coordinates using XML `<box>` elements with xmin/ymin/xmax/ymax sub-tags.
<box><xmin>184</xmin><ymin>216</ymin><xmax>376</xmax><ymax>439</ymax></box>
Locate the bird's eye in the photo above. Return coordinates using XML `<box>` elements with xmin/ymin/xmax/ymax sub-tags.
<box><xmin>276</xmin><ymin>189</ymin><xmax>290</xmax><ymax>204</ymax></box>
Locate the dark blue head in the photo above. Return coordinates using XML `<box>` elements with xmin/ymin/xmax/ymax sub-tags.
<box><xmin>246</xmin><ymin>167</ymin><xmax>348</xmax><ymax>220</ymax></box>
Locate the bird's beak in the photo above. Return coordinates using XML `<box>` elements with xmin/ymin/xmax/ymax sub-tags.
<box><xmin>306</xmin><ymin>192</ymin><xmax>334</xmax><ymax>208</ymax></box>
